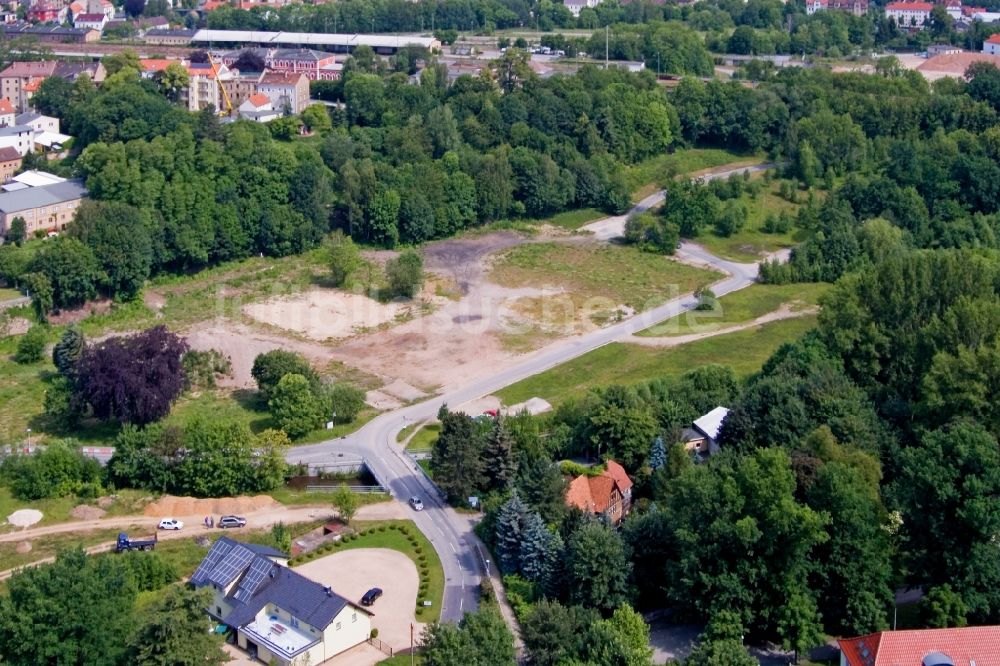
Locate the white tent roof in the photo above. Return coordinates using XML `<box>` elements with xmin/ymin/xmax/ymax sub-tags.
<box><xmin>693</xmin><ymin>406</ymin><xmax>730</xmax><ymax>441</ymax></box>
<box><xmin>12</xmin><ymin>169</ymin><xmax>65</xmax><ymax>186</ymax></box>
<box><xmin>32</xmin><ymin>132</ymin><xmax>72</xmax><ymax>149</ymax></box>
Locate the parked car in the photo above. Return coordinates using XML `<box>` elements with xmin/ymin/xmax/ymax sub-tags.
<box><xmin>409</xmin><ymin>497</ymin><xmax>424</xmax><ymax>511</ymax></box>
<box><xmin>361</xmin><ymin>588</ymin><xmax>383</xmax><ymax>606</ymax></box>
<box><xmin>158</xmin><ymin>518</ymin><xmax>184</xmax><ymax>530</ymax></box>
<box><xmin>218</xmin><ymin>515</ymin><xmax>247</xmax><ymax>529</ymax></box>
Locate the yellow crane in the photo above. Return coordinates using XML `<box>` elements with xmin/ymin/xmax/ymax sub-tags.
<box><xmin>207</xmin><ymin>53</ymin><xmax>234</xmax><ymax>117</ymax></box>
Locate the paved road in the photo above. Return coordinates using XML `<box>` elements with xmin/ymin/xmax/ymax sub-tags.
<box><xmin>288</xmin><ymin>163</ymin><xmax>774</xmax><ymax>623</ymax></box>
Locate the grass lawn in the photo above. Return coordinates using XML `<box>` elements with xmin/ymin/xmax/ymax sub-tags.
<box><xmin>378</xmin><ymin>656</ymin><xmax>425</xmax><ymax>665</ymax></box>
<box><xmin>638</xmin><ymin>283</ymin><xmax>829</xmax><ymax>337</ymax></box>
<box><xmin>0</xmin><ymin>527</ymin><xmax>129</xmax><ymax>572</ymax></box>
<box><xmin>692</xmin><ymin>180</ymin><xmax>820</xmax><ymax>263</ymax></box>
<box><xmin>490</xmin><ymin>242</ymin><xmax>721</xmax><ymax>314</ymax></box>
<box><xmin>404</xmin><ymin>424</ymin><xmax>440</xmax><ymax>451</ymax></box>
<box><xmin>0</xmin><ymin>287</ymin><xmax>23</xmax><ymax>301</ymax></box>
<box><xmin>544</xmin><ymin>207</ymin><xmax>605</xmax><ymax>230</ymax></box>
<box><xmin>627</xmin><ymin>148</ymin><xmax>765</xmax><ymax>201</ymax></box>
<box><xmin>269</xmin><ymin>486</ymin><xmax>390</xmax><ymax>507</ymax></box>
<box><xmin>496</xmin><ymin>315</ymin><xmax>818</xmax><ymax>406</ymax></box>
<box><xmin>292</xmin><ymin>520</ymin><xmax>445</xmax><ymax>624</ymax></box>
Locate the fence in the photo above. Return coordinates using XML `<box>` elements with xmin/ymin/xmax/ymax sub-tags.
<box><xmin>367</xmin><ymin>637</ymin><xmax>393</xmax><ymax>657</ymax></box>
<box><xmin>406</xmin><ymin>452</ymin><xmax>446</xmax><ymax>500</ymax></box>
<box><xmin>305</xmin><ymin>485</ymin><xmax>387</xmax><ymax>494</ymax></box>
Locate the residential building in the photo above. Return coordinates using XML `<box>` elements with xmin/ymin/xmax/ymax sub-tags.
<box><xmin>72</xmin><ymin>12</ymin><xmax>107</xmax><ymax>31</ymax></box>
<box><xmin>184</xmin><ymin>61</ymin><xmax>233</xmax><ymax>112</ymax></box>
<box><xmin>927</xmin><ymin>43</ymin><xmax>963</xmax><ymax>55</ymax></box>
<box><xmin>0</xmin><ymin>124</ymin><xmax>35</xmax><ymax>156</ymax></box>
<box><xmin>238</xmin><ymin>92</ymin><xmax>279</xmax><ymax>122</ymax></box>
<box><xmin>0</xmin><ymin>61</ymin><xmax>57</xmax><ymax>113</ymax></box>
<box><xmin>222</xmin><ymin>48</ymin><xmax>342</xmax><ymax>80</ymax></box>
<box><xmin>681</xmin><ymin>406</ymin><xmax>730</xmax><ymax>459</ymax></box>
<box><xmin>191</xmin><ymin>537</ymin><xmax>373</xmax><ymax>666</ymax></box>
<box><xmin>144</xmin><ymin>28</ymin><xmax>197</xmax><ymax>45</ymax></box>
<box><xmin>565</xmin><ymin>460</ymin><xmax>633</xmax><ymax>525</ymax></box>
<box><xmin>984</xmin><ymin>33</ymin><xmax>1000</xmax><ymax>55</ymax></box>
<box><xmin>564</xmin><ymin>0</ymin><xmax>601</xmax><ymax>17</ymax></box>
<box><xmin>806</xmin><ymin>0</ymin><xmax>869</xmax><ymax>16</ymax></box>
<box><xmin>0</xmin><ymin>98</ymin><xmax>14</xmax><ymax>126</ymax></box>
<box><xmin>258</xmin><ymin>71</ymin><xmax>308</xmax><ymax>115</ymax></box>
<box><xmin>26</xmin><ymin>0</ymin><xmax>66</xmax><ymax>23</ymax></box>
<box><xmin>221</xmin><ymin>69</ymin><xmax>264</xmax><ymax>108</ymax></box>
<box><xmin>53</xmin><ymin>60</ymin><xmax>106</xmax><ymax>85</ymax></box>
<box><xmin>838</xmin><ymin>625</ymin><xmax>1000</xmax><ymax>666</ymax></box>
<box><xmin>16</xmin><ymin>111</ymin><xmax>58</xmax><ymax>134</ymax></box>
<box><xmin>0</xmin><ymin>10</ymin><xmax>18</xmax><ymax>23</ymax></box>
<box><xmin>0</xmin><ymin>179</ymin><xmax>87</xmax><ymax>238</ymax></box>
<box><xmin>0</xmin><ymin>146</ymin><xmax>22</xmax><ymax>182</ymax></box>
<box><xmin>885</xmin><ymin>1</ymin><xmax>933</xmax><ymax>28</ymax></box>
<box><xmin>945</xmin><ymin>0</ymin><xmax>963</xmax><ymax>19</ymax></box>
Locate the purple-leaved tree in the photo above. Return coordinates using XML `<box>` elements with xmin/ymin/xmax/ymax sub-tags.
<box><xmin>76</xmin><ymin>326</ymin><xmax>188</xmax><ymax>425</ymax></box>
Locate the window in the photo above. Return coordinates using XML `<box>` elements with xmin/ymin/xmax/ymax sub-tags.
<box><xmin>290</xmin><ymin>617</ymin><xmax>299</xmax><ymax>628</ymax></box>
<box><xmin>336</xmin><ymin>622</ymin><xmax>342</xmax><ymax>631</ymax></box>
<box><xmin>216</xmin><ymin>606</ymin><xmax>222</xmax><ymax>616</ymax></box>
<box><xmin>352</xmin><ymin>613</ymin><xmax>357</xmax><ymax>623</ymax></box>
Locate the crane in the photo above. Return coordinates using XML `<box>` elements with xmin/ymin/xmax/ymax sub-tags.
<box><xmin>207</xmin><ymin>52</ymin><xmax>234</xmax><ymax>117</ymax></box>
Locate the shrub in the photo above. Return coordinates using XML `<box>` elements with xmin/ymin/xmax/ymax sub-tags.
<box><xmin>370</xmin><ymin>628</ymin><xmax>379</xmax><ymax>639</ymax></box>
<box><xmin>415</xmin><ymin>607</ymin><xmax>424</xmax><ymax>617</ymax></box>
<box><xmin>14</xmin><ymin>325</ymin><xmax>47</xmax><ymax>364</ymax></box>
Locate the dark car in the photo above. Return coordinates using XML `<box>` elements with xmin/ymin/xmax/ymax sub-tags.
<box><xmin>361</xmin><ymin>587</ymin><xmax>383</xmax><ymax>606</ymax></box>
<box><xmin>218</xmin><ymin>515</ymin><xmax>247</xmax><ymax>529</ymax></box>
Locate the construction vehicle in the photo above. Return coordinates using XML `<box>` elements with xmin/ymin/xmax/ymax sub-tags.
<box><xmin>207</xmin><ymin>52</ymin><xmax>234</xmax><ymax>117</ymax></box>
<box><xmin>116</xmin><ymin>532</ymin><xmax>157</xmax><ymax>552</ymax></box>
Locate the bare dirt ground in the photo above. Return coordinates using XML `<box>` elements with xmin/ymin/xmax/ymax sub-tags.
<box><xmin>626</xmin><ymin>304</ymin><xmax>817</xmax><ymax>348</ymax></box>
<box><xmin>185</xmin><ymin>322</ymin><xmax>340</xmax><ymax>389</ymax></box>
<box><xmin>296</xmin><ymin>549</ymin><xmax>424</xmax><ymax>652</ymax></box>
<box><xmin>243</xmin><ymin>290</ymin><xmax>416</xmax><ymax>341</ymax></box>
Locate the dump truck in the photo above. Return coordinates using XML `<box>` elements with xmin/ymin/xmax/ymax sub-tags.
<box><xmin>116</xmin><ymin>532</ymin><xmax>157</xmax><ymax>552</ymax></box>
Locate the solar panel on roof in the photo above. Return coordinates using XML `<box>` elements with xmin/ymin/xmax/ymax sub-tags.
<box><xmin>235</xmin><ymin>557</ymin><xmax>273</xmax><ymax>601</ymax></box>
<box><xmin>208</xmin><ymin>545</ymin><xmax>255</xmax><ymax>587</ymax></box>
<box><xmin>190</xmin><ymin>540</ymin><xmax>233</xmax><ymax>584</ymax></box>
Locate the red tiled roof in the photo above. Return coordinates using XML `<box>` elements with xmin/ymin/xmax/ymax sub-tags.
<box><xmin>886</xmin><ymin>1</ymin><xmax>933</xmax><ymax>9</ymax></box>
<box><xmin>987</xmin><ymin>34</ymin><xmax>1000</xmax><ymax>44</ymax></box>
<box><xmin>0</xmin><ymin>98</ymin><xmax>14</xmax><ymax>115</ymax></box>
<box><xmin>564</xmin><ymin>460</ymin><xmax>632</xmax><ymax>515</ymax></box>
<box><xmin>839</xmin><ymin>626</ymin><xmax>1000</xmax><ymax>666</ymax></box>
<box><xmin>260</xmin><ymin>71</ymin><xmax>306</xmax><ymax>85</ymax></box>
<box><xmin>23</xmin><ymin>79</ymin><xmax>43</xmax><ymax>93</ymax></box>
<box><xmin>246</xmin><ymin>92</ymin><xmax>270</xmax><ymax>107</ymax></box>
<box><xmin>75</xmin><ymin>13</ymin><xmax>105</xmax><ymax>20</ymax></box>
<box><xmin>0</xmin><ymin>61</ymin><xmax>57</xmax><ymax>78</ymax></box>
<box><xmin>0</xmin><ymin>145</ymin><xmax>22</xmax><ymax>162</ymax></box>
<box><xmin>139</xmin><ymin>58</ymin><xmax>176</xmax><ymax>72</ymax></box>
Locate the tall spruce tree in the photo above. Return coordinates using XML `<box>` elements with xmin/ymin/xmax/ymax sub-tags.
<box><xmin>494</xmin><ymin>492</ymin><xmax>527</xmax><ymax>574</ymax></box>
<box><xmin>649</xmin><ymin>435</ymin><xmax>666</xmax><ymax>470</ymax></box>
<box><xmin>520</xmin><ymin>510</ymin><xmax>563</xmax><ymax>590</ymax></box>
<box><xmin>485</xmin><ymin>416</ymin><xmax>516</xmax><ymax>491</ymax></box>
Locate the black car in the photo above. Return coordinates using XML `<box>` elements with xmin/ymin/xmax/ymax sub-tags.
<box><xmin>360</xmin><ymin>587</ymin><xmax>383</xmax><ymax>606</ymax></box>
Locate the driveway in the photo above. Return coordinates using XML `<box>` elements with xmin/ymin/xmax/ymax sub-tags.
<box><xmin>295</xmin><ymin>548</ymin><xmax>424</xmax><ymax>652</ymax></box>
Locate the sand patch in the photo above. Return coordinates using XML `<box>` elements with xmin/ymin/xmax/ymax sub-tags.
<box><xmin>7</xmin><ymin>509</ymin><xmax>42</xmax><ymax>528</ymax></box>
<box><xmin>243</xmin><ymin>290</ymin><xmax>416</xmax><ymax>341</ymax></box>
<box><xmin>70</xmin><ymin>505</ymin><xmax>106</xmax><ymax>520</ymax></box>
<box><xmin>381</xmin><ymin>380</ymin><xmax>427</xmax><ymax>402</ymax></box>
<box><xmin>503</xmin><ymin>397</ymin><xmax>552</xmax><ymax>416</ymax></box>
<box><xmin>142</xmin><ymin>494</ymin><xmax>277</xmax><ymax>518</ymax></box>
<box><xmin>14</xmin><ymin>541</ymin><xmax>31</xmax><ymax>554</ymax></box>
<box><xmin>365</xmin><ymin>389</ymin><xmax>403</xmax><ymax>411</ymax></box>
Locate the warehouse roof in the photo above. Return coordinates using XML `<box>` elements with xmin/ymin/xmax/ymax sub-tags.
<box><xmin>0</xmin><ymin>180</ymin><xmax>86</xmax><ymax>214</ymax></box>
<box><xmin>191</xmin><ymin>29</ymin><xmax>439</xmax><ymax>51</ymax></box>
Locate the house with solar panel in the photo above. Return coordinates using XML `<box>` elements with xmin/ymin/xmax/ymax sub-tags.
<box><xmin>190</xmin><ymin>536</ymin><xmax>373</xmax><ymax>665</ymax></box>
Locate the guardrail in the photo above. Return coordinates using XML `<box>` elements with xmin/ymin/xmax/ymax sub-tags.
<box><xmin>406</xmin><ymin>453</ymin><xmax>446</xmax><ymax>500</ymax></box>
<box><xmin>305</xmin><ymin>485</ymin><xmax>387</xmax><ymax>494</ymax></box>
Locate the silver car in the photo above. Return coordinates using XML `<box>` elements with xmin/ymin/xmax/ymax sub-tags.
<box><xmin>409</xmin><ymin>497</ymin><xmax>424</xmax><ymax>511</ymax></box>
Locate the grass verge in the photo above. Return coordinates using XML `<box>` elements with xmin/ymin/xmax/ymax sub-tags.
<box><xmin>544</xmin><ymin>208</ymin><xmax>605</xmax><ymax>230</ymax></box>
<box><xmin>637</xmin><ymin>283</ymin><xmax>829</xmax><ymax>337</ymax></box>
<box><xmin>496</xmin><ymin>315</ymin><xmax>818</xmax><ymax>406</ymax></box>
<box><xmin>627</xmin><ymin>148</ymin><xmax>764</xmax><ymax>201</ymax></box>
<box><xmin>289</xmin><ymin>520</ymin><xmax>445</xmax><ymax>624</ymax></box>
<box><xmin>405</xmin><ymin>424</ymin><xmax>440</xmax><ymax>451</ymax></box>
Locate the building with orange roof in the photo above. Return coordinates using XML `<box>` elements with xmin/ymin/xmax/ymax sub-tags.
<box><xmin>0</xmin><ymin>97</ymin><xmax>15</xmax><ymax>126</ymax></box>
<box><xmin>565</xmin><ymin>460</ymin><xmax>633</xmax><ymax>525</ymax></box>
<box><xmin>839</xmin><ymin>625</ymin><xmax>1000</xmax><ymax>666</ymax></box>
<box><xmin>885</xmin><ymin>1</ymin><xmax>934</xmax><ymax>28</ymax></box>
<box><xmin>258</xmin><ymin>71</ymin><xmax>308</xmax><ymax>115</ymax></box>
<box><xmin>984</xmin><ymin>33</ymin><xmax>1000</xmax><ymax>56</ymax></box>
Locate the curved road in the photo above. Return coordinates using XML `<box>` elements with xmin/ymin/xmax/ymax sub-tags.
<box><xmin>288</xmin><ymin>164</ymin><xmax>771</xmax><ymax>623</ymax></box>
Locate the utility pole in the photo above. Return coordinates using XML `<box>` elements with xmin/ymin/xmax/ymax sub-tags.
<box><xmin>605</xmin><ymin>25</ymin><xmax>608</xmax><ymax>68</ymax></box>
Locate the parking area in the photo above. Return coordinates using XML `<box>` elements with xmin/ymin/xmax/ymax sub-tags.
<box><xmin>295</xmin><ymin>548</ymin><xmax>424</xmax><ymax>652</ymax></box>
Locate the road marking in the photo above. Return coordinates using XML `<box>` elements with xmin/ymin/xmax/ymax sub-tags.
<box><xmin>449</xmin><ymin>542</ymin><xmax>457</xmax><ymax>553</ymax></box>
<box><xmin>460</xmin><ymin>597</ymin><xmax>464</xmax><ymax>611</ymax></box>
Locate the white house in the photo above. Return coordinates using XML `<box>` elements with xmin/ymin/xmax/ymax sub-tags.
<box><xmin>238</xmin><ymin>92</ymin><xmax>280</xmax><ymax>123</ymax></box>
<box><xmin>15</xmin><ymin>111</ymin><xmax>58</xmax><ymax>134</ymax></box>
<box><xmin>72</xmin><ymin>12</ymin><xmax>107</xmax><ymax>31</ymax></box>
<box><xmin>681</xmin><ymin>406</ymin><xmax>731</xmax><ymax>459</ymax></box>
<box><xmin>0</xmin><ymin>98</ymin><xmax>14</xmax><ymax>127</ymax></box>
<box><xmin>885</xmin><ymin>1</ymin><xmax>933</xmax><ymax>28</ymax></box>
<box><xmin>0</xmin><ymin>124</ymin><xmax>34</xmax><ymax>156</ymax></box>
<box><xmin>563</xmin><ymin>0</ymin><xmax>600</xmax><ymax>17</ymax></box>
<box><xmin>984</xmin><ymin>34</ymin><xmax>1000</xmax><ymax>55</ymax></box>
<box><xmin>191</xmin><ymin>537</ymin><xmax>373</xmax><ymax>666</ymax></box>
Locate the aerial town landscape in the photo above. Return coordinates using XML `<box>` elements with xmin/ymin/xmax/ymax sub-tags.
<box><xmin>0</xmin><ymin>0</ymin><xmax>998</xmax><ymax>662</ymax></box>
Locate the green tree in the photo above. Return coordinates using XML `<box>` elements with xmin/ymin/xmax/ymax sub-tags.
<box><xmin>431</xmin><ymin>408</ymin><xmax>487</xmax><ymax>504</ymax></box>
<box><xmin>565</xmin><ymin>522</ymin><xmax>632</xmax><ymax>612</ymax></box>
<box><xmin>70</xmin><ymin>200</ymin><xmax>153</xmax><ymax>300</ymax></box>
<box><xmin>322</xmin><ymin>383</ymin><xmax>365</xmax><ymax>423</ymax></box>
<box><xmin>0</xmin><ymin>548</ymin><xmax>136</xmax><ymax>666</ymax></box>
<box><xmin>585</xmin><ymin>385</ymin><xmax>658</xmax><ymax>470</ymax></box>
<box><xmin>522</xmin><ymin>600</ymin><xmax>598</xmax><ymax>666</ymax></box>
<box><xmin>520</xmin><ymin>511</ymin><xmax>563</xmax><ymax>590</ymax></box>
<box><xmin>44</xmin><ymin>375</ymin><xmax>80</xmax><ymax>430</ymax></box>
<box><xmin>251</xmin><ymin>350</ymin><xmax>319</xmax><ymax>403</ymax></box>
<box><xmin>29</xmin><ymin>237</ymin><xmax>104</xmax><ymax>309</ymax></box>
<box><xmin>685</xmin><ymin>612</ymin><xmax>756</xmax><ymax>666</ymax></box>
<box><xmin>484</xmin><ymin>416</ymin><xmax>516</xmax><ymax>491</ymax></box>
<box><xmin>422</xmin><ymin>608</ymin><xmax>515</xmax><ymax>666</ymax></box>
<box><xmin>920</xmin><ymin>584</ymin><xmax>968</xmax><ymax>629</ymax></box>
<box><xmin>102</xmin><ymin>48</ymin><xmax>141</xmax><ymax>76</ymax></box>
<box><xmin>156</xmin><ymin>62</ymin><xmax>189</xmax><ymax>102</ymax></box>
<box><xmin>14</xmin><ymin>324</ymin><xmax>46</xmax><ymax>364</ymax></box>
<box><xmin>301</xmin><ymin>103</ymin><xmax>332</xmax><ymax>134</ymax></box>
<box><xmin>331</xmin><ymin>484</ymin><xmax>359</xmax><ymax>525</ymax></box>
<box><xmin>386</xmin><ymin>249</ymin><xmax>424</xmax><ymax>298</ymax></box>
<box><xmin>6</xmin><ymin>216</ymin><xmax>25</xmax><ymax>246</ymax></box>
<box><xmin>585</xmin><ymin>605</ymin><xmax>655</xmax><ymax>666</ymax></box>
<box><xmin>124</xmin><ymin>586</ymin><xmax>226</xmax><ymax>666</ymax></box>
<box><xmin>326</xmin><ymin>230</ymin><xmax>361</xmax><ymax>287</ymax></box>
<box><xmin>494</xmin><ymin>491</ymin><xmax>527</xmax><ymax>574</ymax></box>
<box><xmin>21</xmin><ymin>271</ymin><xmax>52</xmax><ymax>320</ymax></box>
<box><xmin>268</xmin><ymin>373</ymin><xmax>325</xmax><ymax>439</ymax></box>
